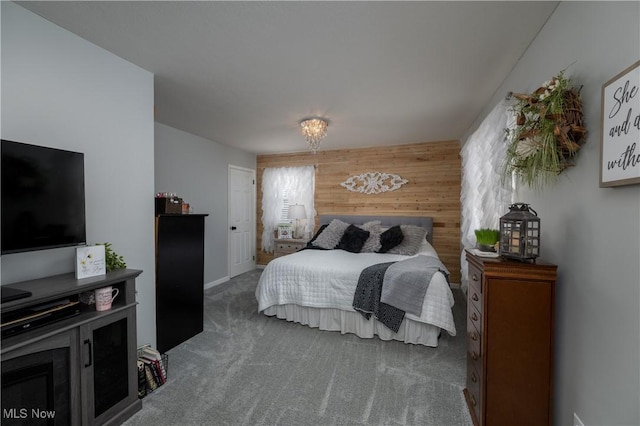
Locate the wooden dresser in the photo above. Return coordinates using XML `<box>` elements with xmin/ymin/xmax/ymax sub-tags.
<box><xmin>464</xmin><ymin>251</ymin><xmax>557</xmax><ymax>426</ymax></box>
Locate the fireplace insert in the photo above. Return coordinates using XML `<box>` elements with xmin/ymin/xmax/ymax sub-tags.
<box><xmin>1</xmin><ymin>347</ymin><xmax>71</xmax><ymax>425</ymax></box>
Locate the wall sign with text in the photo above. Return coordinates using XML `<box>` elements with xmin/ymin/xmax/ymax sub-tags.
<box><xmin>600</xmin><ymin>60</ymin><xmax>640</xmax><ymax>187</ymax></box>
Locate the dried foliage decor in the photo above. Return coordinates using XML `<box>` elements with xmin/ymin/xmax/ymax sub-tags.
<box><xmin>503</xmin><ymin>72</ymin><xmax>587</xmax><ymax>189</ymax></box>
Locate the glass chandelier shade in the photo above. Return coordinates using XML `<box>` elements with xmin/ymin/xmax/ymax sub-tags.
<box><xmin>300</xmin><ymin>118</ymin><xmax>328</xmax><ymax>153</ymax></box>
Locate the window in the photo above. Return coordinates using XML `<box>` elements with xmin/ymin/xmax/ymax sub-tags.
<box><xmin>460</xmin><ymin>101</ymin><xmax>513</xmax><ymax>291</ymax></box>
<box><xmin>261</xmin><ymin>165</ymin><xmax>315</xmax><ymax>253</ymax></box>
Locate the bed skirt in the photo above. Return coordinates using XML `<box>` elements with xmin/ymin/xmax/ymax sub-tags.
<box><xmin>262</xmin><ymin>304</ymin><xmax>441</xmax><ymax>347</ymax></box>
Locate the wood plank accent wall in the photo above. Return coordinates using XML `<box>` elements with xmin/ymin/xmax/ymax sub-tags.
<box><xmin>256</xmin><ymin>140</ymin><xmax>462</xmax><ymax>283</ymax></box>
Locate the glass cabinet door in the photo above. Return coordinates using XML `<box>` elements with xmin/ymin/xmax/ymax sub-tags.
<box><xmin>81</xmin><ymin>307</ymin><xmax>137</xmax><ymax>425</ymax></box>
<box><xmin>92</xmin><ymin>317</ymin><xmax>128</xmax><ymax>417</ymax></box>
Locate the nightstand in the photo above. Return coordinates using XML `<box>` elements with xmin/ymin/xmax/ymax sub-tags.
<box><xmin>274</xmin><ymin>238</ymin><xmax>309</xmax><ymax>258</ymax></box>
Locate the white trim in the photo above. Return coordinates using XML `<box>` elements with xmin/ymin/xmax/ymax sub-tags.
<box><xmin>204</xmin><ymin>276</ymin><xmax>230</xmax><ymax>290</ymax></box>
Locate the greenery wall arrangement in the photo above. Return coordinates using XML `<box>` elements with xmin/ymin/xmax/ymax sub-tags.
<box><xmin>502</xmin><ymin>71</ymin><xmax>587</xmax><ymax>189</ymax></box>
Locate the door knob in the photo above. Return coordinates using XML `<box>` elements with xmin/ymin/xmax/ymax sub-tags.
<box><xmin>230</xmin><ymin>226</ymin><xmax>237</xmax><ymax>230</ymax></box>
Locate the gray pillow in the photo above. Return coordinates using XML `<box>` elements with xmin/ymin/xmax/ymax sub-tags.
<box><xmin>311</xmin><ymin>219</ymin><xmax>350</xmax><ymax>249</ymax></box>
<box><xmin>386</xmin><ymin>224</ymin><xmax>428</xmax><ymax>255</ymax></box>
<box><xmin>358</xmin><ymin>221</ymin><xmax>382</xmax><ymax>253</ymax></box>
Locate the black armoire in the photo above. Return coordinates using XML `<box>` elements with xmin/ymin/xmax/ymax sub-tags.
<box><xmin>155</xmin><ymin>214</ymin><xmax>208</xmax><ymax>353</ymax></box>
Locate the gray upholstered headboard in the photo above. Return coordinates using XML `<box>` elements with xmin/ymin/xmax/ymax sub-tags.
<box><xmin>318</xmin><ymin>215</ymin><xmax>433</xmax><ymax>244</ymax></box>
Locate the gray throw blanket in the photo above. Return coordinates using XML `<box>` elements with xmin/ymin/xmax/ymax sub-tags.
<box><xmin>380</xmin><ymin>255</ymin><xmax>450</xmax><ymax>316</ymax></box>
<box><xmin>352</xmin><ymin>262</ymin><xmax>405</xmax><ymax>333</ymax></box>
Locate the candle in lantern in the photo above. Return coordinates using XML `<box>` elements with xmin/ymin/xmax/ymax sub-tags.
<box><xmin>510</xmin><ymin>230</ymin><xmax>521</xmax><ymax>253</ymax></box>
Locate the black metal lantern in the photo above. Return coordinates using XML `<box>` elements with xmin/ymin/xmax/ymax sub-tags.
<box><xmin>499</xmin><ymin>203</ymin><xmax>540</xmax><ymax>262</ymax></box>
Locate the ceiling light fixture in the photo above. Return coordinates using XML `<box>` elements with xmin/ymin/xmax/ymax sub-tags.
<box><xmin>300</xmin><ymin>117</ymin><xmax>328</xmax><ymax>154</ymax></box>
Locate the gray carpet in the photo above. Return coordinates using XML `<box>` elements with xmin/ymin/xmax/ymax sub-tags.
<box><xmin>122</xmin><ymin>269</ymin><xmax>473</xmax><ymax>426</ymax></box>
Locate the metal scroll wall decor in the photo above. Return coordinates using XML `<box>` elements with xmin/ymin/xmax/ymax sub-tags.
<box><xmin>340</xmin><ymin>172</ymin><xmax>408</xmax><ymax>194</ymax></box>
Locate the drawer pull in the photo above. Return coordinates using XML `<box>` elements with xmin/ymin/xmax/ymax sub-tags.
<box><xmin>472</xmin><ymin>274</ymin><xmax>478</xmax><ymax>281</ymax></box>
<box><xmin>471</xmin><ymin>312</ymin><xmax>478</xmax><ymax>321</ymax></box>
<box><xmin>470</xmin><ymin>394</ymin><xmax>477</xmax><ymax>407</ymax></box>
<box><xmin>472</xmin><ymin>293</ymin><xmax>479</xmax><ymax>302</ymax></box>
<box><xmin>471</xmin><ymin>372</ymin><xmax>477</xmax><ymax>383</ymax></box>
<box><xmin>472</xmin><ymin>351</ymin><xmax>478</xmax><ymax>361</ymax></box>
<box><xmin>471</xmin><ymin>332</ymin><xmax>478</xmax><ymax>341</ymax></box>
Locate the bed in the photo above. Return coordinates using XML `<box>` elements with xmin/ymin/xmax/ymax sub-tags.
<box><xmin>255</xmin><ymin>215</ymin><xmax>456</xmax><ymax>347</ymax></box>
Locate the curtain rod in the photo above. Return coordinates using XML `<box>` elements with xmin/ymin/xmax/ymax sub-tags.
<box><xmin>258</xmin><ymin>164</ymin><xmax>318</xmax><ymax>170</ymax></box>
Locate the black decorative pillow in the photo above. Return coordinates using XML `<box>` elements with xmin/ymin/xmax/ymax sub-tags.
<box><xmin>377</xmin><ymin>225</ymin><xmax>404</xmax><ymax>253</ymax></box>
<box><xmin>336</xmin><ymin>225</ymin><xmax>370</xmax><ymax>253</ymax></box>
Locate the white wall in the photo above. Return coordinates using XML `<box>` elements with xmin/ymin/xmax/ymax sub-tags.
<box><xmin>1</xmin><ymin>2</ymin><xmax>157</xmax><ymax>347</ymax></box>
<box><xmin>465</xmin><ymin>2</ymin><xmax>640</xmax><ymax>425</ymax></box>
<box><xmin>154</xmin><ymin>123</ymin><xmax>256</xmax><ymax>286</ymax></box>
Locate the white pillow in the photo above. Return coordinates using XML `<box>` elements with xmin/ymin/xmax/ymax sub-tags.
<box><xmin>357</xmin><ymin>221</ymin><xmax>382</xmax><ymax>253</ymax></box>
<box><xmin>417</xmin><ymin>239</ymin><xmax>438</xmax><ymax>258</ymax></box>
<box><xmin>386</xmin><ymin>225</ymin><xmax>428</xmax><ymax>256</ymax></box>
<box><xmin>311</xmin><ymin>219</ymin><xmax>350</xmax><ymax>249</ymax></box>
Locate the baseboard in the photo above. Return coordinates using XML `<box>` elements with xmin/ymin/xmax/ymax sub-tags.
<box><xmin>204</xmin><ymin>276</ymin><xmax>230</xmax><ymax>290</ymax></box>
<box><xmin>102</xmin><ymin>398</ymin><xmax>142</xmax><ymax>426</ymax></box>
<box><xmin>449</xmin><ymin>282</ymin><xmax>461</xmax><ymax>289</ymax></box>
<box><xmin>256</xmin><ymin>264</ymin><xmax>266</xmax><ymax>270</ymax></box>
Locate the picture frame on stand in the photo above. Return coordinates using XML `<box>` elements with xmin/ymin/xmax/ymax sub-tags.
<box><xmin>277</xmin><ymin>223</ymin><xmax>293</xmax><ymax>239</ymax></box>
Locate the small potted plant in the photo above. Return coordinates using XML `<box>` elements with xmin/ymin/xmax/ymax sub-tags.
<box><xmin>474</xmin><ymin>228</ymin><xmax>500</xmax><ymax>252</ymax></box>
<box><xmin>98</xmin><ymin>242</ymin><xmax>127</xmax><ymax>272</ymax></box>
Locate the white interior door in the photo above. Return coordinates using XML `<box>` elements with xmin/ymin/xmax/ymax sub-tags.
<box><xmin>228</xmin><ymin>165</ymin><xmax>256</xmax><ymax>278</ymax></box>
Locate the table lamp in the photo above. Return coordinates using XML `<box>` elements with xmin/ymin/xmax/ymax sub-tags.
<box><xmin>287</xmin><ymin>204</ymin><xmax>307</xmax><ymax>239</ymax></box>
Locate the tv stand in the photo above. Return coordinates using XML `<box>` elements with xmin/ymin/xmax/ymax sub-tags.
<box><xmin>1</xmin><ymin>269</ymin><xmax>143</xmax><ymax>426</ymax></box>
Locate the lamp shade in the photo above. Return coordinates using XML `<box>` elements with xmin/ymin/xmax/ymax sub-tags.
<box><xmin>287</xmin><ymin>204</ymin><xmax>306</xmax><ymax>220</ymax></box>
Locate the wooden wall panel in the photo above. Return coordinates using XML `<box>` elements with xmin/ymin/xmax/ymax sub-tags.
<box><xmin>256</xmin><ymin>140</ymin><xmax>462</xmax><ymax>283</ymax></box>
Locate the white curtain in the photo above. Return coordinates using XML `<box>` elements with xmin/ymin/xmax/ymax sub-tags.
<box><xmin>460</xmin><ymin>101</ymin><xmax>514</xmax><ymax>291</ymax></box>
<box><xmin>261</xmin><ymin>165</ymin><xmax>315</xmax><ymax>253</ymax></box>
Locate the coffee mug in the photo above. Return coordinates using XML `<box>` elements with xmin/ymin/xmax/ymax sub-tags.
<box><xmin>95</xmin><ymin>286</ymin><xmax>119</xmax><ymax>311</ymax></box>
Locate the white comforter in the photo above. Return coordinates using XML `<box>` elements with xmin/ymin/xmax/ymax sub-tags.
<box><xmin>255</xmin><ymin>245</ymin><xmax>457</xmax><ymax>336</ymax></box>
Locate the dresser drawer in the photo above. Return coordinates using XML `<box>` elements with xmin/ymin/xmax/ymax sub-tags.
<box><xmin>276</xmin><ymin>242</ymin><xmax>301</xmax><ymax>252</ymax></box>
<box><xmin>467</xmin><ymin>322</ymin><xmax>482</xmax><ymax>378</ymax></box>
<box><xmin>468</xmin><ymin>265</ymin><xmax>483</xmax><ymax>315</ymax></box>
<box><xmin>468</xmin><ymin>303</ymin><xmax>482</xmax><ymax>335</ymax></box>
<box><xmin>467</xmin><ymin>327</ymin><xmax>482</xmax><ymax>362</ymax></box>
<box><xmin>466</xmin><ymin>357</ymin><xmax>483</xmax><ymax>425</ymax></box>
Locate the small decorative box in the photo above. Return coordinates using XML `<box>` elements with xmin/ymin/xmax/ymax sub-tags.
<box><xmin>155</xmin><ymin>197</ymin><xmax>182</xmax><ymax>215</ymax></box>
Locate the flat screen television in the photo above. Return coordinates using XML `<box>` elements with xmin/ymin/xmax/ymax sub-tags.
<box><xmin>1</xmin><ymin>139</ymin><xmax>86</xmax><ymax>254</ymax></box>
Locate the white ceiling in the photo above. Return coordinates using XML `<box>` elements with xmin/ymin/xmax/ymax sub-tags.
<box><xmin>17</xmin><ymin>1</ymin><xmax>558</xmax><ymax>155</ymax></box>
